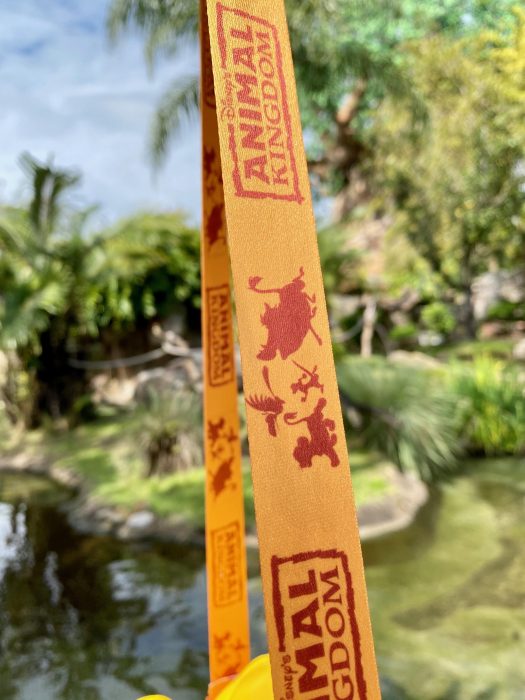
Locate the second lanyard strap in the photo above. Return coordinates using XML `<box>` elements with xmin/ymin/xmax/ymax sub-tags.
<box><xmin>201</xmin><ymin>1</ymin><xmax>250</xmax><ymax>697</ymax></box>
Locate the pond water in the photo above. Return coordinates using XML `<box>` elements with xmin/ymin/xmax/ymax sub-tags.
<box><xmin>0</xmin><ymin>460</ymin><xmax>524</xmax><ymax>700</ymax></box>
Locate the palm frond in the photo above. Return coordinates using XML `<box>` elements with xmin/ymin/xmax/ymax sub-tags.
<box><xmin>0</xmin><ymin>275</ymin><xmax>67</xmax><ymax>349</ymax></box>
<box><xmin>144</xmin><ymin>7</ymin><xmax>198</xmax><ymax>69</ymax></box>
<box><xmin>150</xmin><ymin>75</ymin><xmax>200</xmax><ymax>167</ymax></box>
<box><xmin>19</xmin><ymin>152</ymin><xmax>81</xmax><ymax>243</ymax></box>
<box><xmin>0</xmin><ymin>208</ymin><xmax>33</xmax><ymax>259</ymax></box>
<box><xmin>107</xmin><ymin>0</ymin><xmax>165</xmax><ymax>40</ymax></box>
<box><xmin>107</xmin><ymin>0</ymin><xmax>198</xmax><ymax>69</ymax></box>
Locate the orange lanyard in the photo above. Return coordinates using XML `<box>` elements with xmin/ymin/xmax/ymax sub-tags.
<box><xmin>200</xmin><ymin>3</ymin><xmax>251</xmax><ymax>697</ymax></box>
<box><xmin>200</xmin><ymin>1</ymin><xmax>381</xmax><ymax>698</ymax></box>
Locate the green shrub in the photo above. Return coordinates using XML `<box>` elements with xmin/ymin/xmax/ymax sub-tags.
<box><xmin>451</xmin><ymin>356</ymin><xmax>525</xmax><ymax>455</ymax></box>
<box><xmin>421</xmin><ymin>302</ymin><xmax>456</xmax><ymax>335</ymax></box>
<box><xmin>318</xmin><ymin>226</ymin><xmax>361</xmax><ymax>295</ymax></box>
<box><xmin>135</xmin><ymin>389</ymin><xmax>202</xmax><ymax>477</ymax></box>
<box><xmin>486</xmin><ymin>299</ymin><xmax>525</xmax><ymax>321</ymax></box>
<box><xmin>337</xmin><ymin>356</ymin><xmax>462</xmax><ymax>482</ymax></box>
<box><xmin>389</xmin><ymin>323</ymin><xmax>418</xmax><ymax>343</ymax></box>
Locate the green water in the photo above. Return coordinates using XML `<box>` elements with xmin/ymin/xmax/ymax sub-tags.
<box><xmin>365</xmin><ymin>459</ymin><xmax>525</xmax><ymax>700</ymax></box>
<box><xmin>0</xmin><ymin>460</ymin><xmax>523</xmax><ymax>700</ymax></box>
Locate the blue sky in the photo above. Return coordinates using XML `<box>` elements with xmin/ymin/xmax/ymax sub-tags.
<box><xmin>0</xmin><ymin>0</ymin><xmax>202</xmax><ymax>227</ymax></box>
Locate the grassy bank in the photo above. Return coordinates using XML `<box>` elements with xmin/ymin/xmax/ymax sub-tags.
<box><xmin>2</xmin><ymin>413</ymin><xmax>394</xmax><ymax>530</ymax></box>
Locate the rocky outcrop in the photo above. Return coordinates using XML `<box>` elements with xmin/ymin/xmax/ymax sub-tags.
<box><xmin>358</xmin><ymin>467</ymin><xmax>428</xmax><ymax>541</ymax></box>
<box><xmin>1</xmin><ymin>453</ymin><xmax>428</xmax><ymax>546</ymax></box>
<box><xmin>472</xmin><ymin>269</ymin><xmax>525</xmax><ymax>321</ymax></box>
<box><xmin>513</xmin><ymin>338</ymin><xmax>525</xmax><ymax>361</ymax></box>
<box><xmin>387</xmin><ymin>350</ymin><xmax>442</xmax><ymax>370</ymax></box>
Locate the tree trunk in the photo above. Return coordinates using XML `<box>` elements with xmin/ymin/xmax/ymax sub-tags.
<box><xmin>463</xmin><ymin>285</ymin><xmax>477</xmax><ymax>339</ymax></box>
<box><xmin>30</xmin><ymin>323</ymin><xmax>90</xmax><ymax>427</ymax></box>
<box><xmin>360</xmin><ymin>296</ymin><xmax>377</xmax><ymax>358</ymax></box>
<box><xmin>308</xmin><ymin>80</ymin><xmax>369</xmax><ymax>223</ymax></box>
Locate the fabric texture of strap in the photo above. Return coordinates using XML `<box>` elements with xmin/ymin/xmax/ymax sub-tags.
<box><xmin>201</xmin><ymin>1</ymin><xmax>381</xmax><ymax>698</ymax></box>
<box><xmin>201</xmin><ymin>2</ymin><xmax>251</xmax><ymax>697</ymax></box>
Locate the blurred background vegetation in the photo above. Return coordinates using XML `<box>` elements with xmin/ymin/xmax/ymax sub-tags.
<box><xmin>0</xmin><ymin>2</ymin><xmax>524</xmax><ymax>700</ymax></box>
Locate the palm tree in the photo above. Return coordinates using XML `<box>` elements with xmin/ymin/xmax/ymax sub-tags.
<box><xmin>106</xmin><ymin>0</ymin><xmax>420</xmax><ymax>218</ymax></box>
<box><xmin>107</xmin><ymin>0</ymin><xmax>516</xmax><ymax>220</ymax></box>
<box><xmin>1</xmin><ymin>157</ymin><xmax>202</xmax><ymax>426</ymax></box>
<box><xmin>0</xmin><ymin>155</ymin><xmax>85</xmax><ymax>351</ymax></box>
<box><xmin>0</xmin><ymin>154</ymin><xmax>97</xmax><ymax>424</ymax></box>
<box><xmin>107</xmin><ymin>0</ymin><xmax>200</xmax><ymax>166</ymax></box>
<box><xmin>20</xmin><ymin>152</ymin><xmax>81</xmax><ymax>245</ymax></box>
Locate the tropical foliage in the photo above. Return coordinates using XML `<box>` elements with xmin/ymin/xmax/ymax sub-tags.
<box><xmin>107</xmin><ymin>0</ymin><xmax>520</xmax><ymax>218</ymax></box>
<box><xmin>338</xmin><ymin>352</ymin><xmax>525</xmax><ymax>482</ymax></box>
<box><xmin>0</xmin><ymin>154</ymin><xmax>200</xmax><ymax>424</ymax></box>
<box><xmin>338</xmin><ymin>356</ymin><xmax>462</xmax><ymax>482</ymax></box>
<box><xmin>451</xmin><ymin>356</ymin><xmax>525</xmax><ymax>456</ymax></box>
<box><xmin>136</xmin><ymin>389</ymin><xmax>202</xmax><ymax>475</ymax></box>
<box><xmin>1</xmin><ymin>4</ymin><xmax>524</xmax><ymax>485</ymax></box>
<box><xmin>371</xmin><ymin>11</ymin><xmax>525</xmax><ymax>331</ymax></box>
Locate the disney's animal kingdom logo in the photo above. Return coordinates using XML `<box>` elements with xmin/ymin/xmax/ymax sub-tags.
<box><xmin>271</xmin><ymin>550</ymin><xmax>367</xmax><ymax>700</ymax></box>
<box><xmin>206</xmin><ymin>285</ymin><xmax>234</xmax><ymax>387</ymax></box>
<box><xmin>216</xmin><ymin>3</ymin><xmax>303</xmax><ymax>203</ymax></box>
<box><xmin>211</xmin><ymin>521</ymin><xmax>244</xmax><ymax>607</ymax></box>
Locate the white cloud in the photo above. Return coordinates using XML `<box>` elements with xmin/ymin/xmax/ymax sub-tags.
<box><xmin>0</xmin><ymin>0</ymin><xmax>202</xmax><ymax>228</ymax></box>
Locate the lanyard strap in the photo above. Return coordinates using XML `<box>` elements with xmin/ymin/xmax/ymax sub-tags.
<box><xmin>200</xmin><ymin>3</ymin><xmax>251</xmax><ymax>698</ymax></box>
<box><xmin>201</xmin><ymin>1</ymin><xmax>381</xmax><ymax>698</ymax></box>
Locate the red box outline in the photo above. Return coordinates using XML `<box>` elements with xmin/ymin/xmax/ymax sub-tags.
<box><xmin>206</xmin><ymin>284</ymin><xmax>234</xmax><ymax>388</ymax></box>
<box><xmin>211</xmin><ymin>521</ymin><xmax>243</xmax><ymax>608</ymax></box>
<box><xmin>271</xmin><ymin>548</ymin><xmax>367</xmax><ymax>699</ymax></box>
<box><xmin>216</xmin><ymin>2</ymin><xmax>303</xmax><ymax>204</ymax></box>
<box><xmin>201</xmin><ymin>7</ymin><xmax>217</xmax><ymax>110</ymax></box>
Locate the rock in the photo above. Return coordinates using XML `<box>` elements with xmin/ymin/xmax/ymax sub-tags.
<box><xmin>388</xmin><ymin>351</ymin><xmax>442</xmax><ymax>370</ymax></box>
<box><xmin>381</xmin><ymin>288</ymin><xmax>421</xmax><ymax>313</ymax></box>
<box><xmin>49</xmin><ymin>466</ymin><xmax>83</xmax><ymax>489</ymax></box>
<box><xmin>480</xmin><ymin>320</ymin><xmax>525</xmax><ymax>340</ymax></box>
<box><xmin>94</xmin><ymin>506</ymin><xmax>125</xmax><ymax>526</ymax></box>
<box><xmin>0</xmin><ymin>350</ymin><xmax>7</xmax><ymax>383</ymax></box>
<box><xmin>134</xmin><ymin>357</ymin><xmax>203</xmax><ymax>403</ymax></box>
<box><xmin>358</xmin><ymin>467</ymin><xmax>428</xmax><ymax>541</ymax></box>
<box><xmin>390</xmin><ymin>311</ymin><xmax>411</xmax><ymax>328</ymax></box>
<box><xmin>479</xmin><ymin>321</ymin><xmax>509</xmax><ymax>339</ymax></box>
<box><xmin>472</xmin><ymin>269</ymin><xmax>525</xmax><ymax>321</ymax></box>
<box><xmin>125</xmin><ymin>510</ymin><xmax>155</xmax><ymax>531</ymax></box>
<box><xmin>417</xmin><ymin>330</ymin><xmax>444</xmax><ymax>348</ymax></box>
<box><xmin>153</xmin><ymin>515</ymin><xmax>205</xmax><ymax>545</ymax></box>
<box><xmin>398</xmin><ymin>289</ymin><xmax>422</xmax><ymax>313</ymax></box>
<box><xmin>499</xmin><ymin>271</ymin><xmax>525</xmax><ymax>303</ymax></box>
<box><xmin>341</xmin><ymin>215</ymin><xmax>391</xmax><ymax>286</ymax></box>
<box><xmin>156</xmin><ymin>313</ymin><xmax>185</xmax><ymax>338</ymax></box>
<box><xmin>513</xmin><ymin>339</ymin><xmax>525</xmax><ymax>361</ymax></box>
<box><xmin>69</xmin><ymin>505</ymin><xmax>118</xmax><ymax>537</ymax></box>
<box><xmin>91</xmin><ymin>375</ymin><xmax>137</xmax><ymax>406</ymax></box>
<box><xmin>329</xmin><ymin>294</ymin><xmax>361</xmax><ymax>324</ymax></box>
